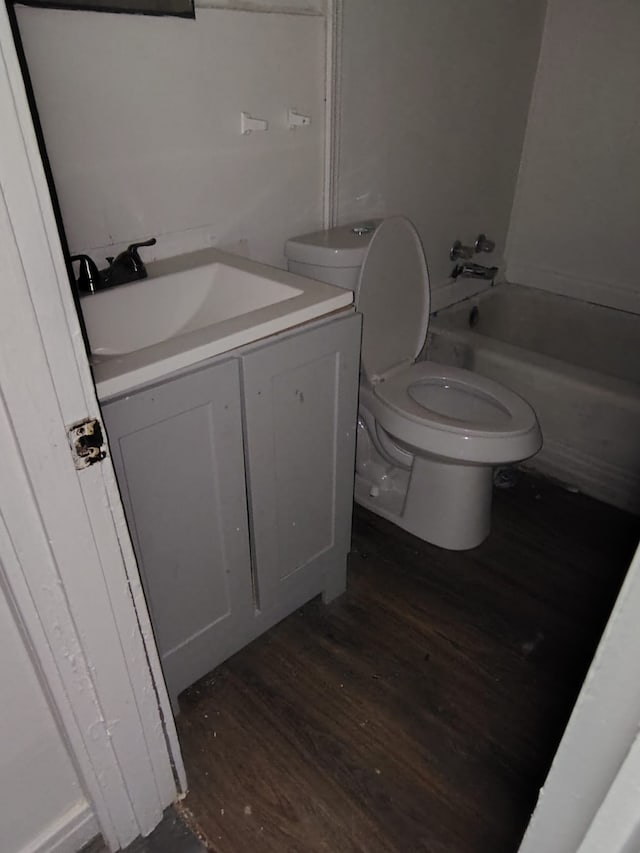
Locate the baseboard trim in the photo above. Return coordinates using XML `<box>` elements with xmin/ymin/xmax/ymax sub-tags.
<box><xmin>19</xmin><ymin>800</ymin><xmax>99</xmax><ymax>853</ymax></box>
<box><xmin>524</xmin><ymin>438</ymin><xmax>640</xmax><ymax>516</ymax></box>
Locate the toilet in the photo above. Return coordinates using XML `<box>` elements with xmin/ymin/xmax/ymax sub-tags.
<box><xmin>285</xmin><ymin>216</ymin><xmax>542</xmax><ymax>550</ymax></box>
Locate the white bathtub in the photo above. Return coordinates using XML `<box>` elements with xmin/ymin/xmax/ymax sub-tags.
<box><xmin>427</xmin><ymin>283</ymin><xmax>640</xmax><ymax>514</ymax></box>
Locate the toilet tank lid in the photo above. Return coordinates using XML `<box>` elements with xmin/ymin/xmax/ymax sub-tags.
<box><xmin>285</xmin><ymin>220</ymin><xmax>380</xmax><ymax>268</ymax></box>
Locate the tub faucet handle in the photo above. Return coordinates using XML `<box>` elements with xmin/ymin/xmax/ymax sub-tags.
<box><xmin>450</xmin><ymin>240</ymin><xmax>474</xmax><ymax>261</ymax></box>
<box><xmin>474</xmin><ymin>233</ymin><xmax>495</xmax><ymax>254</ymax></box>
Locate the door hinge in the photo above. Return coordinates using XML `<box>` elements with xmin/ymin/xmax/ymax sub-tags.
<box><xmin>68</xmin><ymin>417</ymin><xmax>107</xmax><ymax>469</ymax></box>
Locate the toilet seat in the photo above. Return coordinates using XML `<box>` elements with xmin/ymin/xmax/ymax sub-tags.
<box><xmin>363</xmin><ymin>362</ymin><xmax>541</xmax><ymax>465</ymax></box>
<box><xmin>355</xmin><ymin>218</ymin><xmax>540</xmax><ymax>466</ymax></box>
<box><xmin>377</xmin><ymin>362</ymin><xmax>534</xmax><ymax>432</ymax></box>
<box><xmin>357</xmin><ymin>217</ymin><xmax>429</xmax><ymax>382</ymax></box>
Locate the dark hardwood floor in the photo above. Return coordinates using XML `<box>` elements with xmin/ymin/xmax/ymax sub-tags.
<box><xmin>176</xmin><ymin>474</ymin><xmax>639</xmax><ymax>853</ymax></box>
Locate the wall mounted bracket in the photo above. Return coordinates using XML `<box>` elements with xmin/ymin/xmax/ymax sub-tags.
<box><xmin>287</xmin><ymin>108</ymin><xmax>311</xmax><ymax>129</ymax></box>
<box><xmin>241</xmin><ymin>112</ymin><xmax>268</xmax><ymax>135</ymax></box>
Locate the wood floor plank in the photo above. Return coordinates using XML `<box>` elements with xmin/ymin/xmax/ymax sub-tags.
<box><xmin>177</xmin><ymin>474</ymin><xmax>639</xmax><ymax>853</ymax></box>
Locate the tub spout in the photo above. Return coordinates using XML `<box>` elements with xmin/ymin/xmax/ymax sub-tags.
<box><xmin>451</xmin><ymin>262</ymin><xmax>498</xmax><ymax>281</ymax></box>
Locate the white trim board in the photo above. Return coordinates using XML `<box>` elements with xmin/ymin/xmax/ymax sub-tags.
<box><xmin>577</xmin><ymin>724</ymin><xmax>640</xmax><ymax>853</ymax></box>
<box><xmin>0</xmin><ymin>2</ymin><xmax>185</xmax><ymax>850</ymax></box>
<box><xmin>323</xmin><ymin>0</ymin><xmax>341</xmax><ymax>228</ymax></box>
<box><xmin>523</xmin><ymin>439</ymin><xmax>640</xmax><ymax>517</ymax></box>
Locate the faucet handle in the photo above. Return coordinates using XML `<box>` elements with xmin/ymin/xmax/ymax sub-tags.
<box><xmin>126</xmin><ymin>237</ymin><xmax>157</xmax><ymax>268</ymax></box>
<box><xmin>127</xmin><ymin>236</ymin><xmax>157</xmax><ymax>253</ymax></box>
<box><xmin>71</xmin><ymin>254</ymin><xmax>102</xmax><ymax>293</ymax></box>
<box><xmin>474</xmin><ymin>233</ymin><xmax>495</xmax><ymax>254</ymax></box>
<box><xmin>450</xmin><ymin>240</ymin><xmax>474</xmax><ymax>261</ymax></box>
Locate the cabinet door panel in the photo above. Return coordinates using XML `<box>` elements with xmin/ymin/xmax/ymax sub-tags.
<box><xmin>103</xmin><ymin>359</ymin><xmax>252</xmax><ymax>703</ymax></box>
<box><xmin>242</xmin><ymin>313</ymin><xmax>361</xmax><ymax>610</ymax></box>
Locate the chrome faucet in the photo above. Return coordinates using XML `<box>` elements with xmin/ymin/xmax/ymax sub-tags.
<box><xmin>451</xmin><ymin>262</ymin><xmax>498</xmax><ymax>281</ymax></box>
<box><xmin>450</xmin><ymin>240</ymin><xmax>474</xmax><ymax>261</ymax></box>
<box><xmin>102</xmin><ymin>237</ymin><xmax>157</xmax><ymax>288</ymax></box>
<box><xmin>474</xmin><ymin>233</ymin><xmax>496</xmax><ymax>254</ymax></box>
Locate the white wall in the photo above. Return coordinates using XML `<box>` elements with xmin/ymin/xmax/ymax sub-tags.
<box><xmin>337</xmin><ymin>0</ymin><xmax>547</xmax><ymax>290</ymax></box>
<box><xmin>0</xmin><ymin>585</ymin><xmax>96</xmax><ymax>853</ymax></box>
<box><xmin>16</xmin><ymin>5</ymin><xmax>326</xmax><ymax>268</ymax></box>
<box><xmin>506</xmin><ymin>0</ymin><xmax>640</xmax><ymax>314</ymax></box>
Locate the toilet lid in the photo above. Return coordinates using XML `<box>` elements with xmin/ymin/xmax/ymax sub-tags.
<box><xmin>357</xmin><ymin>216</ymin><xmax>430</xmax><ymax>381</ymax></box>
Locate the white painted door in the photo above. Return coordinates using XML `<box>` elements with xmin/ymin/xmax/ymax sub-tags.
<box><xmin>0</xmin><ymin>5</ymin><xmax>185</xmax><ymax>851</ymax></box>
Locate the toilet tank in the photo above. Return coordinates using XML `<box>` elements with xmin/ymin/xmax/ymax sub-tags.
<box><xmin>285</xmin><ymin>220</ymin><xmax>379</xmax><ymax>292</ymax></box>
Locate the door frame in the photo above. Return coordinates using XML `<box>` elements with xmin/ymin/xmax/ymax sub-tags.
<box><xmin>0</xmin><ymin>3</ymin><xmax>185</xmax><ymax>851</ymax></box>
<box><xmin>323</xmin><ymin>0</ymin><xmax>341</xmax><ymax>228</ymax></box>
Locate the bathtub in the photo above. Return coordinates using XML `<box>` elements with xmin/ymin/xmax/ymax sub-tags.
<box><xmin>427</xmin><ymin>283</ymin><xmax>640</xmax><ymax>514</ymax></box>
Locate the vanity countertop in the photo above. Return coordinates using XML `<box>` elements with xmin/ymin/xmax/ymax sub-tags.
<box><xmin>83</xmin><ymin>247</ymin><xmax>353</xmax><ymax>399</ymax></box>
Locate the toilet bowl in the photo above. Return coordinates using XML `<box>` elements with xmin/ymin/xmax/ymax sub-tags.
<box><xmin>285</xmin><ymin>216</ymin><xmax>542</xmax><ymax>550</ymax></box>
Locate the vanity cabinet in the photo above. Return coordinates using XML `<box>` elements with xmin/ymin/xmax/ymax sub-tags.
<box><xmin>102</xmin><ymin>312</ymin><xmax>361</xmax><ymax>709</ymax></box>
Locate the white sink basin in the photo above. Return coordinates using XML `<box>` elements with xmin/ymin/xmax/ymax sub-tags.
<box><xmin>83</xmin><ymin>256</ymin><xmax>305</xmax><ymax>356</ymax></box>
<box><xmin>83</xmin><ymin>247</ymin><xmax>353</xmax><ymax>399</ymax></box>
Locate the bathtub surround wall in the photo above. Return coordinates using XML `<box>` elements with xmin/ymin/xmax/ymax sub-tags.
<box><xmin>336</xmin><ymin>0</ymin><xmax>547</xmax><ymax>291</ymax></box>
<box><xmin>506</xmin><ymin>0</ymin><xmax>640</xmax><ymax>314</ymax></box>
<box><xmin>16</xmin><ymin>4</ymin><xmax>327</xmax><ymax>268</ymax></box>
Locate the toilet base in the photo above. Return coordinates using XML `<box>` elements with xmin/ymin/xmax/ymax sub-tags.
<box><xmin>355</xmin><ymin>454</ymin><xmax>493</xmax><ymax>551</ymax></box>
<box><xmin>401</xmin><ymin>455</ymin><xmax>493</xmax><ymax>550</ymax></box>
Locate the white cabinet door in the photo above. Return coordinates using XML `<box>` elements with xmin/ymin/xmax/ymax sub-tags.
<box><xmin>103</xmin><ymin>358</ymin><xmax>253</xmax><ymax>707</ymax></box>
<box><xmin>241</xmin><ymin>313</ymin><xmax>361</xmax><ymax>612</ymax></box>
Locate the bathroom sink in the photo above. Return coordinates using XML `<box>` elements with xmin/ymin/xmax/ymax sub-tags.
<box><xmin>82</xmin><ymin>247</ymin><xmax>353</xmax><ymax>398</ymax></box>
<box><xmin>83</xmin><ymin>254</ymin><xmax>307</xmax><ymax>356</ymax></box>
